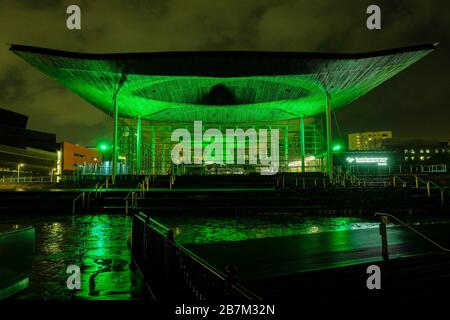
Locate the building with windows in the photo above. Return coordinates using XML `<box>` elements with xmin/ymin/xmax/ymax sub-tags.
<box><xmin>10</xmin><ymin>43</ymin><xmax>437</xmax><ymax>182</ymax></box>
<box><xmin>57</xmin><ymin>142</ymin><xmax>102</xmax><ymax>175</ymax></box>
<box><xmin>0</xmin><ymin>108</ymin><xmax>57</xmax><ymax>177</ymax></box>
<box><xmin>348</xmin><ymin>131</ymin><xmax>393</xmax><ymax>151</ymax></box>
<box><xmin>378</xmin><ymin>138</ymin><xmax>449</xmax><ymax>165</ymax></box>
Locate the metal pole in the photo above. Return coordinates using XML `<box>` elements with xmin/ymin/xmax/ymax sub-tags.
<box><xmin>300</xmin><ymin>117</ymin><xmax>306</xmax><ymax>173</ymax></box>
<box><xmin>380</xmin><ymin>216</ymin><xmax>389</xmax><ymax>260</ymax></box>
<box><xmin>325</xmin><ymin>91</ymin><xmax>333</xmax><ymax>177</ymax></box>
<box><xmin>284</xmin><ymin>125</ymin><xmax>289</xmax><ymax>171</ymax></box>
<box><xmin>151</xmin><ymin>126</ymin><xmax>156</xmax><ymax>175</ymax></box>
<box><xmin>112</xmin><ymin>92</ymin><xmax>119</xmax><ymax>185</ymax></box>
<box><xmin>136</xmin><ymin>116</ymin><xmax>142</xmax><ymax>175</ymax></box>
<box><xmin>161</xmin><ymin>130</ymin><xmax>166</xmax><ymax>174</ymax></box>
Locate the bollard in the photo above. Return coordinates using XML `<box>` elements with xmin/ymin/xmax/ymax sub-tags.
<box><xmin>125</xmin><ymin>199</ymin><xmax>128</xmax><ymax>214</ymax></box>
<box><xmin>82</xmin><ymin>192</ymin><xmax>85</xmax><ymax>208</ymax></box>
<box><xmin>415</xmin><ymin>176</ymin><xmax>419</xmax><ymax>189</ymax></box>
<box><xmin>441</xmin><ymin>190</ymin><xmax>444</xmax><ymax>207</ymax></box>
<box><xmin>392</xmin><ymin>176</ymin><xmax>396</xmax><ymax>188</ymax></box>
<box><xmin>426</xmin><ymin>181</ymin><xmax>430</xmax><ymax>197</ymax></box>
<box><xmin>379</xmin><ymin>216</ymin><xmax>389</xmax><ymax>260</ymax></box>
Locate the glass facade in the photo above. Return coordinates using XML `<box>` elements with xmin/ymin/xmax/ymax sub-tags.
<box><xmin>117</xmin><ymin>117</ymin><xmax>326</xmax><ymax>175</ymax></box>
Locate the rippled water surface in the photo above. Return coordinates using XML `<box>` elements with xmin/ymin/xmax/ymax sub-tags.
<box><xmin>3</xmin><ymin>213</ymin><xmax>448</xmax><ymax>300</ymax></box>
<box><xmin>154</xmin><ymin>214</ymin><xmax>382</xmax><ymax>244</ymax></box>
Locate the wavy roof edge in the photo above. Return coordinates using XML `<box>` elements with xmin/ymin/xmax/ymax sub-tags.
<box><xmin>9</xmin><ymin>43</ymin><xmax>438</xmax><ymax>60</ymax></box>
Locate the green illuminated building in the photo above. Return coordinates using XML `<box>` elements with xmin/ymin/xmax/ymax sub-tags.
<box><xmin>10</xmin><ymin>44</ymin><xmax>436</xmax><ymax>182</ymax></box>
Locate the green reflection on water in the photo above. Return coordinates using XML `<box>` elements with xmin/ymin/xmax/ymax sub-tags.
<box><xmin>155</xmin><ymin>215</ymin><xmax>380</xmax><ymax>245</ymax></box>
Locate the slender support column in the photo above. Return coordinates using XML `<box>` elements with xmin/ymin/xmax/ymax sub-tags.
<box><xmin>136</xmin><ymin>116</ymin><xmax>142</xmax><ymax>175</ymax></box>
<box><xmin>112</xmin><ymin>93</ymin><xmax>119</xmax><ymax>184</ymax></box>
<box><xmin>300</xmin><ymin>117</ymin><xmax>306</xmax><ymax>173</ymax></box>
<box><xmin>111</xmin><ymin>74</ymin><xmax>126</xmax><ymax>184</ymax></box>
<box><xmin>284</xmin><ymin>125</ymin><xmax>289</xmax><ymax>170</ymax></box>
<box><xmin>161</xmin><ymin>130</ymin><xmax>166</xmax><ymax>174</ymax></box>
<box><xmin>325</xmin><ymin>91</ymin><xmax>333</xmax><ymax>177</ymax></box>
<box><xmin>151</xmin><ymin>126</ymin><xmax>156</xmax><ymax>175</ymax></box>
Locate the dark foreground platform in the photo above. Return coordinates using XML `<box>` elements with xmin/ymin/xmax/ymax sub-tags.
<box><xmin>186</xmin><ymin>224</ymin><xmax>450</xmax><ymax>299</ymax></box>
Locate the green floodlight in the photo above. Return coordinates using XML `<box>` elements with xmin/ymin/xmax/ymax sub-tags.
<box><xmin>99</xmin><ymin>143</ymin><xmax>110</xmax><ymax>152</ymax></box>
<box><xmin>332</xmin><ymin>144</ymin><xmax>343</xmax><ymax>152</ymax></box>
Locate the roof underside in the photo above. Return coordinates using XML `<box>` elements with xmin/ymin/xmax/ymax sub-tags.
<box><xmin>10</xmin><ymin>44</ymin><xmax>435</xmax><ymax>123</ymax></box>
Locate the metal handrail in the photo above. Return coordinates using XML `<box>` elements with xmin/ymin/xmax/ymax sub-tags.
<box><xmin>134</xmin><ymin>212</ymin><xmax>261</xmax><ymax>300</ymax></box>
<box><xmin>124</xmin><ymin>180</ymin><xmax>146</xmax><ymax>213</ymax></box>
<box><xmin>97</xmin><ymin>177</ymin><xmax>110</xmax><ymax>197</ymax></box>
<box><xmin>375</xmin><ymin>212</ymin><xmax>450</xmax><ymax>256</ymax></box>
<box><xmin>72</xmin><ymin>191</ymin><xmax>85</xmax><ymax>214</ymax></box>
<box><xmin>416</xmin><ymin>176</ymin><xmax>444</xmax><ymax>191</ymax></box>
<box><xmin>392</xmin><ymin>175</ymin><xmax>407</xmax><ymax>188</ymax></box>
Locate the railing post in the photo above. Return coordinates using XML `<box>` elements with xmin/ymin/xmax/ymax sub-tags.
<box><xmin>125</xmin><ymin>199</ymin><xmax>128</xmax><ymax>214</ymax></box>
<box><xmin>164</xmin><ymin>229</ymin><xmax>175</xmax><ymax>299</ymax></box>
<box><xmin>379</xmin><ymin>216</ymin><xmax>389</xmax><ymax>260</ymax></box>
<box><xmin>82</xmin><ymin>192</ymin><xmax>85</xmax><ymax>208</ymax></box>
<box><xmin>225</xmin><ymin>264</ymin><xmax>238</xmax><ymax>296</ymax></box>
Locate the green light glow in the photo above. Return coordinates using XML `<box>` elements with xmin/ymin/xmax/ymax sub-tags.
<box><xmin>332</xmin><ymin>144</ymin><xmax>342</xmax><ymax>152</ymax></box>
<box><xmin>11</xmin><ymin>46</ymin><xmax>434</xmax><ymax>124</ymax></box>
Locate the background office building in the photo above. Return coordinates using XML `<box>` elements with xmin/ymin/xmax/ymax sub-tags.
<box><xmin>0</xmin><ymin>108</ymin><xmax>57</xmax><ymax>178</ymax></box>
<box><xmin>57</xmin><ymin>142</ymin><xmax>102</xmax><ymax>176</ymax></box>
<box><xmin>348</xmin><ymin>131</ymin><xmax>393</xmax><ymax>151</ymax></box>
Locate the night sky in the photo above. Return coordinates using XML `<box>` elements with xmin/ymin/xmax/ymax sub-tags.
<box><xmin>0</xmin><ymin>0</ymin><xmax>449</xmax><ymax>146</ymax></box>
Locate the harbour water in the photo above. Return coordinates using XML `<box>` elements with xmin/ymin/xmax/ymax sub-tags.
<box><xmin>2</xmin><ymin>213</ymin><xmax>449</xmax><ymax>299</ymax></box>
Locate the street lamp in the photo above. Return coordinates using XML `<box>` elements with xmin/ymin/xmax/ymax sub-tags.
<box><xmin>17</xmin><ymin>163</ymin><xmax>24</xmax><ymax>179</ymax></box>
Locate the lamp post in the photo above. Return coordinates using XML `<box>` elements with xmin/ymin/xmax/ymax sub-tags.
<box><xmin>17</xmin><ymin>163</ymin><xmax>24</xmax><ymax>180</ymax></box>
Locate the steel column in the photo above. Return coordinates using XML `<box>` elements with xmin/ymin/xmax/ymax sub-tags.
<box><xmin>112</xmin><ymin>93</ymin><xmax>119</xmax><ymax>184</ymax></box>
<box><xmin>136</xmin><ymin>116</ymin><xmax>142</xmax><ymax>175</ymax></box>
<box><xmin>300</xmin><ymin>117</ymin><xmax>306</xmax><ymax>173</ymax></box>
<box><xmin>325</xmin><ymin>91</ymin><xmax>333</xmax><ymax>176</ymax></box>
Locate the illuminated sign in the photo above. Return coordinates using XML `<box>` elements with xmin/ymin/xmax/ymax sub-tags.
<box><xmin>346</xmin><ymin>156</ymin><xmax>388</xmax><ymax>166</ymax></box>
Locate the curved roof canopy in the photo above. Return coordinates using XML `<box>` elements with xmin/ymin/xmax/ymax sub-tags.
<box><xmin>10</xmin><ymin>44</ymin><xmax>436</xmax><ymax>123</ymax></box>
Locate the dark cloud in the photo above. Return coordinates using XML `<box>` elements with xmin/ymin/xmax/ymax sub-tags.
<box><xmin>0</xmin><ymin>0</ymin><xmax>449</xmax><ymax>145</ymax></box>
